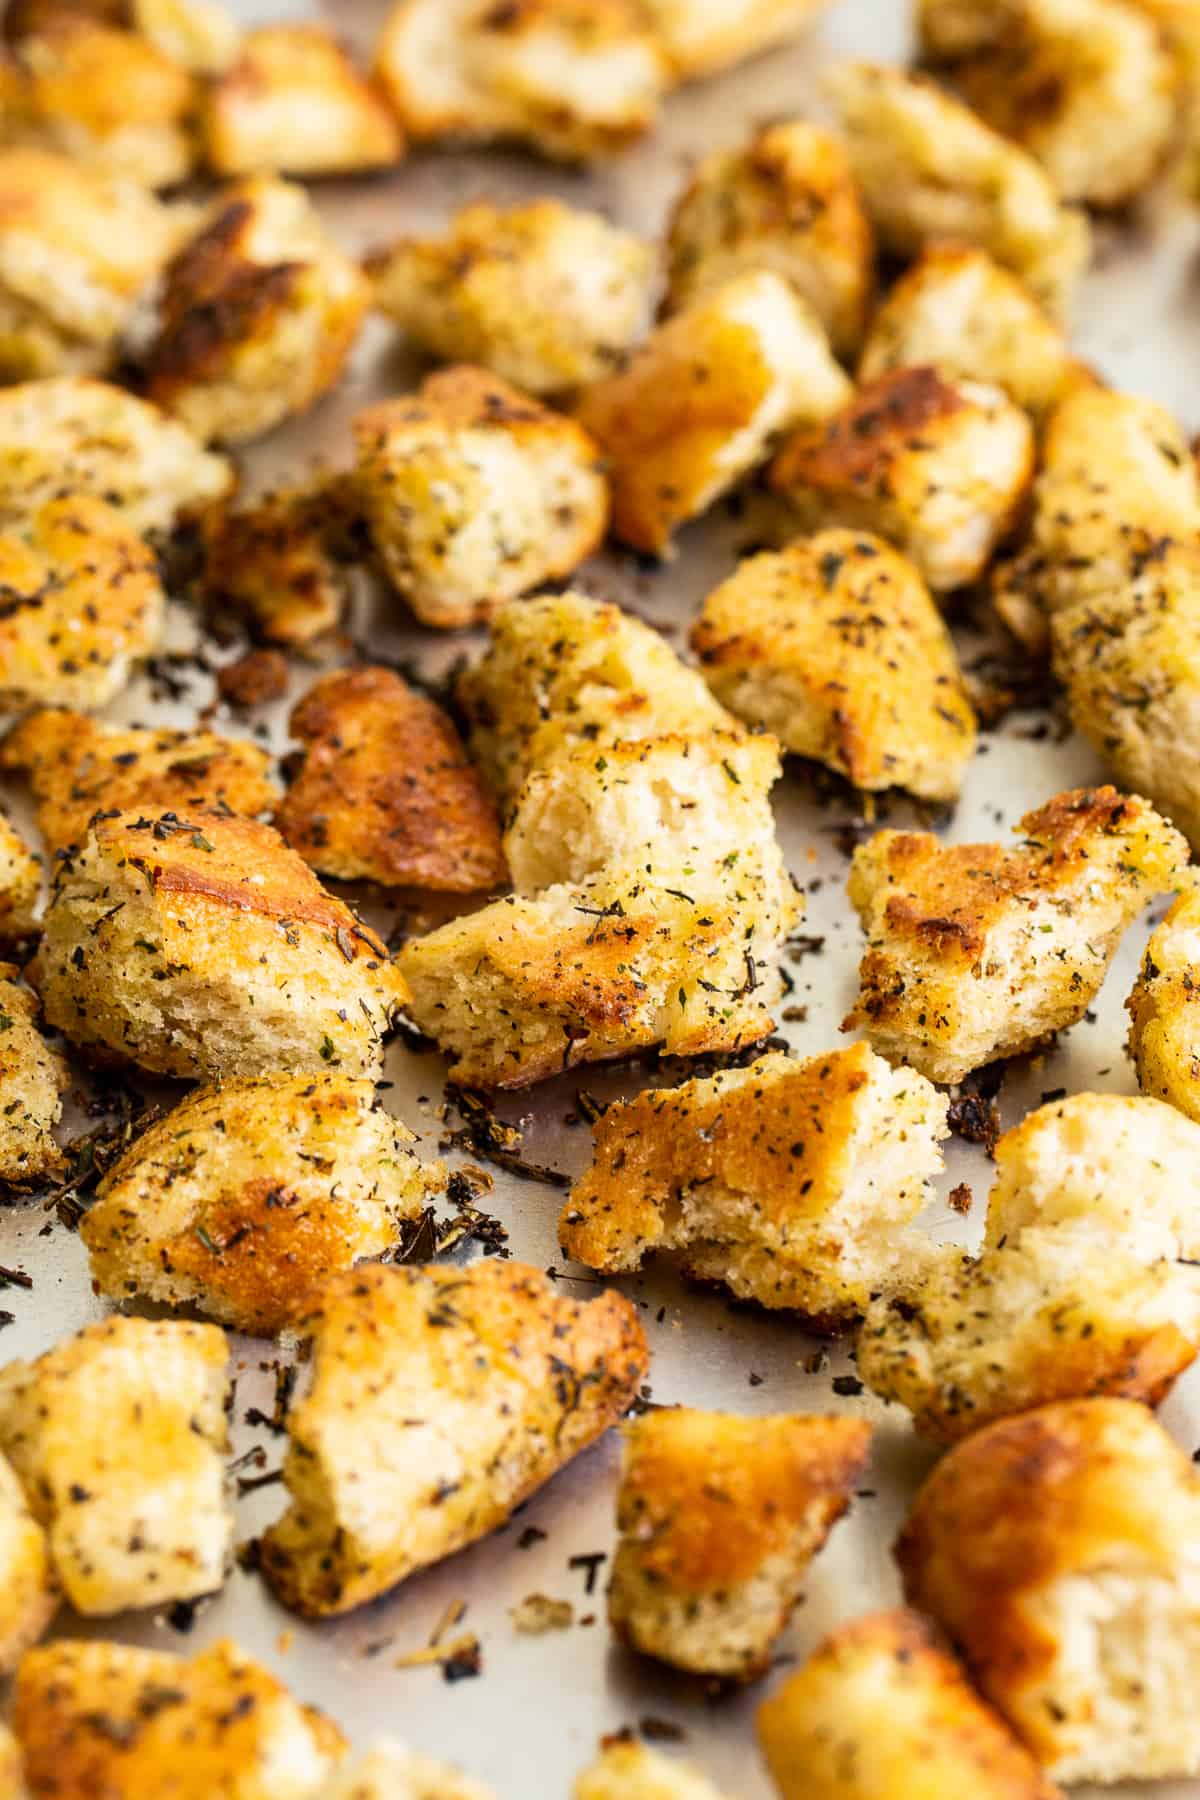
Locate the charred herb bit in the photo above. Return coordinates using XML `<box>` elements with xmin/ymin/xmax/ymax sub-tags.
<box><xmin>236</xmin><ymin>1466</ymin><xmax>284</xmax><ymax>1498</ymax></box>
<box><xmin>244</xmin><ymin>1364</ymin><xmax>296</xmax><ymax>1436</ymax></box>
<box><xmin>395</xmin><ymin>1599</ymin><xmax>481</xmax><ymax>1682</ymax></box>
<box><xmin>49</xmin><ymin>1101</ymin><xmax>163</xmax><ymax>1230</ymax></box>
<box><xmin>441</xmin><ymin>1170</ymin><xmax>510</xmax><ymax>1258</ymax></box>
<box><xmin>392</xmin><ymin>1207</ymin><xmax>439</xmax><ymax>1265</ymax></box>
<box><xmin>517</xmin><ymin>1525</ymin><xmax>548</xmax><ymax>1551</ymax></box>
<box><xmin>0</xmin><ymin>1311</ymin><xmax>14</xmax><ymax>1330</ymax></box>
<box><xmin>568</xmin><ymin>1551</ymin><xmax>607</xmax><ymax>1596</ymax></box>
<box><xmin>946</xmin><ymin>1089</ymin><xmax>1001</xmax><ymax>1156</ymax></box>
<box><xmin>640</xmin><ymin>1717</ymin><xmax>686</xmax><ymax>1744</ymax></box>
<box><xmin>832</xmin><ymin>1374</ymin><xmax>864</xmax><ymax>1397</ymax></box>
<box><xmin>166</xmin><ymin>1597</ymin><xmax>204</xmax><ymax>1633</ymax></box>
<box><xmin>786</xmin><ymin>932</ymin><xmax>826</xmax><ymax>963</ymax></box>
<box><xmin>0</xmin><ymin>1263</ymin><xmax>32</xmax><ymax>1290</ymax></box>
<box><xmin>947</xmin><ymin>1182</ymin><xmax>973</xmax><ymax>1216</ymax></box>
<box><xmin>575</xmin><ymin>1088</ymin><xmax>606</xmax><ymax>1125</ymax></box>
<box><xmin>442</xmin><ymin>1086</ymin><xmax>570</xmax><ymax>1189</ymax></box>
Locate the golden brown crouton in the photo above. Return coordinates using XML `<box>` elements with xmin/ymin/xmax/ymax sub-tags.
<box><xmin>858</xmin><ymin>244</ymin><xmax>1075</xmax><ymax>418</ymax></box>
<box><xmin>844</xmin><ymin>786</ymin><xmax>1188</xmax><ymax>1085</ymax></box>
<box><xmin>275</xmin><ymin>666</ymin><xmax>507</xmax><ymax>893</ymax></box>
<box><xmin>373</xmin><ymin>0</ymin><xmax>665</xmax><ymax>161</ymax></box>
<box><xmin>757</xmin><ymin>1608</ymin><xmax>1064</xmax><ymax>1799</ymax></box>
<box><xmin>560</xmin><ymin>1043</ymin><xmax>948</xmax><ymax>1325</ymax></box>
<box><xmin>639</xmin><ymin>0</ymin><xmax>827</xmax><ymax>78</ymax></box>
<box><xmin>354</xmin><ymin>367</ymin><xmax>608</xmax><ymax>629</ymax></box>
<box><xmin>0</xmin><ymin>1451</ymin><xmax>55</xmax><ymax>1676</ymax></box>
<box><xmin>318</xmin><ymin>1744</ymin><xmax>495</xmax><ymax>1800</ymax></box>
<box><xmin>0</xmin><ymin>1316</ymin><xmax>230</xmax><ymax>1614</ymax></box>
<box><xmin>200</xmin><ymin>480</ymin><xmax>351</xmax><ymax>646</ymax></box>
<box><xmin>30</xmin><ymin>808</ymin><xmax>404</xmax><ymax>1080</ymax></box>
<box><xmin>1129</xmin><ymin>887</ymin><xmax>1200</xmax><ymax>1116</ymax></box>
<box><xmin>13</xmin><ymin>1636</ymin><xmax>344</xmax><ymax>1800</ymax></box>
<box><xmin>579</xmin><ymin>270</ymin><xmax>852</xmax><ymax>554</ymax></box>
<box><xmin>609</xmin><ymin>1409</ymin><xmax>871</xmax><ymax>1679</ymax></box>
<box><xmin>919</xmin><ymin>0</ymin><xmax>1177</xmax><ymax>206</ymax></box>
<box><xmin>859</xmin><ymin>1091</ymin><xmax>1200</xmax><ymax>1439</ymax></box>
<box><xmin>897</xmin><ymin>1397</ymin><xmax>1200</xmax><ymax>1782</ymax></box>
<box><xmin>0</xmin><ymin>494</ymin><xmax>165</xmax><ymax>713</ymax></box>
<box><xmin>369</xmin><ymin>198</ymin><xmax>654</xmax><ymax>399</ymax></box>
<box><xmin>0</xmin><ymin>971</ymin><xmax>66</xmax><ymax>1184</ymax></box>
<box><xmin>573</xmin><ymin>1743</ymin><xmax>730</xmax><ymax>1800</ymax></box>
<box><xmin>691</xmin><ymin>530</ymin><xmax>977</xmax><ymax>801</ymax></box>
<box><xmin>770</xmin><ymin>367</ymin><xmax>1035</xmax><ymax>596</ymax></box>
<box><xmin>663</xmin><ymin>120</ymin><xmax>874</xmax><ymax>357</ymax></box>
<box><xmin>0</xmin><ymin>811</ymin><xmax>38</xmax><ymax>938</ymax></box>
<box><xmin>260</xmin><ymin>1260</ymin><xmax>648</xmax><ymax>1616</ymax></box>
<box><xmin>144</xmin><ymin>176</ymin><xmax>370</xmax><ymax>445</ymax></box>
<box><xmin>0</xmin><ymin>1722</ymin><xmax>26</xmax><ymax>1799</ymax></box>
<box><xmin>203</xmin><ymin>24</ymin><xmax>401</xmax><ymax>178</ymax></box>
<box><xmin>134</xmin><ymin>0</ymin><xmax>240</xmax><ymax>73</ymax></box>
<box><xmin>827</xmin><ymin>63</ymin><xmax>1091</xmax><ymax>317</ymax></box>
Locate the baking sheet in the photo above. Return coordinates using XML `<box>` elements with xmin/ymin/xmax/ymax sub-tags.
<box><xmin>4</xmin><ymin>1</ymin><xmax>1200</xmax><ymax>1792</ymax></box>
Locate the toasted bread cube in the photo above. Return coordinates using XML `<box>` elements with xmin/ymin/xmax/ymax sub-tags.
<box><xmin>828</xmin><ymin>63</ymin><xmax>1091</xmax><ymax>317</ymax></box>
<box><xmin>770</xmin><ymin>367</ymin><xmax>1034</xmax><ymax>596</ymax></box>
<box><xmin>0</xmin><ymin>1722</ymin><xmax>26</xmax><ymax>1799</ymax></box>
<box><xmin>757</xmin><ymin>1608</ymin><xmax>1063</xmax><ymax>1799</ymax></box>
<box><xmin>0</xmin><ymin>972</ymin><xmax>66</xmax><ymax>1184</ymax></box>
<box><xmin>0</xmin><ymin>1317</ymin><xmax>230</xmax><ymax>1614</ymax></box>
<box><xmin>844</xmin><ymin>786</ymin><xmax>1188</xmax><ymax>1085</ymax></box>
<box><xmin>13</xmin><ymin>1637</ymin><xmax>344</xmax><ymax>1799</ymax></box>
<box><xmin>0</xmin><ymin>1451</ymin><xmax>55</xmax><ymax>1676</ymax></box>
<box><xmin>355</xmin><ymin>367</ymin><xmax>608</xmax><ymax>629</ymax></box>
<box><xmin>275</xmin><ymin>666</ymin><xmax>507</xmax><ymax>893</ymax></box>
<box><xmin>1130</xmin><ymin>887</ymin><xmax>1200</xmax><ymax>1115</ymax></box>
<box><xmin>610</xmin><ymin>1409</ymin><xmax>870</xmax><ymax>1679</ymax></box>
<box><xmin>574</xmin><ymin>1744</ymin><xmax>730</xmax><ymax>1799</ymax></box>
<box><xmin>200</xmin><ymin>480</ymin><xmax>351</xmax><ymax>646</ymax></box>
<box><xmin>318</xmin><ymin>1744</ymin><xmax>494</xmax><ymax>1800</ymax></box>
<box><xmin>369</xmin><ymin>198</ymin><xmax>654</xmax><ymax>399</ymax></box>
<box><xmin>919</xmin><ymin>0</ymin><xmax>1176</xmax><ymax>207</ymax></box>
<box><xmin>560</xmin><ymin>1043</ymin><xmax>948</xmax><ymax>1325</ymax></box>
<box><xmin>1135</xmin><ymin>0</ymin><xmax>1200</xmax><ymax>190</ymax></box>
<box><xmin>639</xmin><ymin>0</ymin><xmax>827</xmax><ymax>78</ymax></box>
<box><xmin>897</xmin><ymin>1397</ymin><xmax>1200</xmax><ymax>1782</ymax></box>
<box><xmin>144</xmin><ymin>177</ymin><xmax>370</xmax><ymax>445</ymax></box>
<box><xmin>0</xmin><ymin>494</ymin><xmax>165</xmax><ymax>712</ymax></box>
<box><xmin>134</xmin><ymin>0</ymin><xmax>240</xmax><ymax>73</ymax></box>
<box><xmin>663</xmin><ymin>120</ymin><xmax>874</xmax><ymax>357</ymax></box>
<box><xmin>30</xmin><ymin>808</ymin><xmax>404</xmax><ymax>1081</ymax></box>
<box><xmin>859</xmin><ymin>1092</ymin><xmax>1200</xmax><ymax>1439</ymax></box>
<box><xmin>579</xmin><ymin>271</ymin><xmax>852</xmax><ymax>554</ymax></box>
<box><xmin>0</xmin><ymin>812</ymin><xmax>38</xmax><ymax>938</ymax></box>
<box><xmin>260</xmin><ymin>1260</ymin><xmax>648</xmax><ymax>1616</ymax></box>
<box><xmin>859</xmin><ymin>245</ymin><xmax>1074</xmax><ymax>418</ymax></box>
<box><xmin>203</xmin><ymin>25</ymin><xmax>401</xmax><ymax>178</ymax></box>
<box><xmin>373</xmin><ymin>0</ymin><xmax>664</xmax><ymax>161</ymax></box>
<box><xmin>0</xmin><ymin>146</ymin><xmax>184</xmax><ymax>379</ymax></box>
<box><xmin>691</xmin><ymin>530</ymin><xmax>976</xmax><ymax>800</ymax></box>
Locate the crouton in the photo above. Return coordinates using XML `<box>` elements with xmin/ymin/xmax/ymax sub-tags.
<box><xmin>757</xmin><ymin>1608</ymin><xmax>1064</xmax><ymax>1799</ymax></box>
<box><xmin>0</xmin><ymin>812</ymin><xmax>38</xmax><ymax>938</ymax></box>
<box><xmin>897</xmin><ymin>1397</ymin><xmax>1200</xmax><ymax>1782</ymax></box>
<box><xmin>275</xmin><ymin>666</ymin><xmax>507</xmax><ymax>893</ymax></box>
<box><xmin>844</xmin><ymin>786</ymin><xmax>1188</xmax><ymax>1085</ymax></box>
<box><xmin>354</xmin><ymin>367</ymin><xmax>608</xmax><ymax>629</ymax></box>
<box><xmin>663</xmin><ymin>120</ymin><xmax>874</xmax><ymax>357</ymax></box>
<box><xmin>200</xmin><ymin>480</ymin><xmax>351</xmax><ymax>645</ymax></box>
<box><xmin>770</xmin><ymin>367</ymin><xmax>1035</xmax><ymax>595</ymax></box>
<box><xmin>639</xmin><ymin>0</ymin><xmax>827</xmax><ymax>79</ymax></box>
<box><xmin>858</xmin><ymin>245</ymin><xmax>1075</xmax><ymax>418</ymax></box>
<box><xmin>1129</xmin><ymin>887</ymin><xmax>1200</xmax><ymax>1115</ymax></box>
<box><xmin>203</xmin><ymin>25</ymin><xmax>401</xmax><ymax>178</ymax></box>
<box><xmin>827</xmin><ymin>63</ymin><xmax>1091</xmax><ymax>316</ymax></box>
<box><xmin>579</xmin><ymin>270</ymin><xmax>852</xmax><ymax>554</ymax></box>
<box><xmin>0</xmin><ymin>1451</ymin><xmax>55</xmax><ymax>1676</ymax></box>
<box><xmin>0</xmin><ymin>1317</ymin><xmax>230</xmax><ymax>1614</ymax></box>
<box><xmin>318</xmin><ymin>1744</ymin><xmax>494</xmax><ymax>1800</ymax></box>
<box><xmin>574</xmin><ymin>1743</ymin><xmax>729</xmax><ymax>1800</ymax></box>
<box><xmin>80</xmin><ymin>1073</ymin><xmax>440</xmax><ymax>1336</ymax></box>
<box><xmin>609</xmin><ymin>1408</ymin><xmax>871</xmax><ymax>1679</ymax></box>
<box><xmin>134</xmin><ymin>0</ymin><xmax>240</xmax><ymax>73</ymax></box>
<box><xmin>30</xmin><ymin>808</ymin><xmax>404</xmax><ymax>1080</ymax></box>
<box><xmin>13</xmin><ymin>1637</ymin><xmax>344</xmax><ymax>1799</ymax></box>
<box><xmin>1134</xmin><ymin>0</ymin><xmax>1200</xmax><ymax>189</ymax></box>
<box><xmin>0</xmin><ymin>1723</ymin><xmax>25</xmax><ymax>1800</ymax></box>
<box><xmin>691</xmin><ymin>530</ymin><xmax>977</xmax><ymax>800</ymax></box>
<box><xmin>0</xmin><ymin>146</ymin><xmax>184</xmax><ymax>379</ymax></box>
<box><xmin>373</xmin><ymin>0</ymin><xmax>665</xmax><ymax>161</ymax></box>
<box><xmin>369</xmin><ymin>198</ymin><xmax>654</xmax><ymax>399</ymax></box>
<box><xmin>560</xmin><ymin>1043</ymin><xmax>948</xmax><ymax>1325</ymax></box>
<box><xmin>919</xmin><ymin>0</ymin><xmax>1176</xmax><ymax>207</ymax></box>
<box><xmin>0</xmin><ymin>494</ymin><xmax>165</xmax><ymax>713</ymax></box>
<box><xmin>144</xmin><ymin>176</ymin><xmax>370</xmax><ymax>445</ymax></box>
<box><xmin>0</xmin><ymin>971</ymin><xmax>66</xmax><ymax>1184</ymax></box>
<box><xmin>859</xmin><ymin>1091</ymin><xmax>1200</xmax><ymax>1438</ymax></box>
<box><xmin>259</xmin><ymin>1260</ymin><xmax>648</xmax><ymax>1616</ymax></box>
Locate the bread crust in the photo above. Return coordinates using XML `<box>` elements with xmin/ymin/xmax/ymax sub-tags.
<box><xmin>573</xmin><ymin>1742</ymin><xmax>730</xmax><ymax>1799</ymax></box>
<box><xmin>0</xmin><ymin>972</ymin><xmax>66</xmax><ymax>1184</ymax></box>
<box><xmin>0</xmin><ymin>1451</ymin><xmax>55</xmax><ymax>1678</ymax></box>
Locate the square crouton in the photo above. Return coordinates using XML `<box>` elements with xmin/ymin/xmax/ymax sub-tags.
<box><xmin>13</xmin><ymin>1637</ymin><xmax>344</xmax><ymax>1798</ymax></box>
<box><xmin>639</xmin><ymin>0</ymin><xmax>828</xmax><ymax>79</ymax></box>
<box><xmin>0</xmin><ymin>972</ymin><xmax>66</xmax><ymax>1185</ymax></box>
<box><xmin>663</xmin><ymin>120</ymin><xmax>874</xmax><ymax>357</ymax></box>
<box><xmin>0</xmin><ymin>495</ymin><xmax>165</xmax><ymax>712</ymax></box>
<box><xmin>609</xmin><ymin>1408</ymin><xmax>871</xmax><ymax>1679</ymax></box>
<box><xmin>200</xmin><ymin>479</ymin><xmax>352</xmax><ymax>646</ymax></box>
<box><xmin>757</xmin><ymin>1608</ymin><xmax>1063</xmax><ymax>1799</ymax></box>
<box><xmin>769</xmin><ymin>366</ymin><xmax>1035</xmax><ymax>595</ymax></box>
<box><xmin>275</xmin><ymin>665</ymin><xmax>507</xmax><ymax>893</ymax></box>
<box><xmin>896</xmin><ymin>1397</ymin><xmax>1200</xmax><ymax>1782</ymax></box>
<box><xmin>369</xmin><ymin>198</ymin><xmax>655</xmax><ymax>399</ymax></box>
<box><xmin>858</xmin><ymin>1091</ymin><xmax>1200</xmax><ymax>1439</ymax></box>
<box><xmin>373</xmin><ymin>0</ymin><xmax>665</xmax><ymax>160</ymax></box>
<box><xmin>559</xmin><ymin>1043</ymin><xmax>948</xmax><ymax>1327</ymax></box>
<box><xmin>143</xmin><ymin>176</ymin><xmax>370</xmax><ymax>444</ymax></box>
<box><xmin>1130</xmin><ymin>887</ymin><xmax>1200</xmax><ymax>1115</ymax></box>
<box><xmin>319</xmin><ymin>1744</ymin><xmax>494</xmax><ymax>1800</ymax></box>
<box><xmin>259</xmin><ymin>1260</ymin><xmax>648</xmax><ymax>1616</ymax></box>
<box><xmin>573</xmin><ymin>1743</ymin><xmax>730</xmax><ymax>1800</ymax></box>
<box><xmin>354</xmin><ymin>367</ymin><xmax>608</xmax><ymax>629</ymax></box>
<box><xmin>80</xmin><ymin>1072</ymin><xmax>441</xmax><ymax>1336</ymax></box>
<box><xmin>203</xmin><ymin>24</ymin><xmax>402</xmax><ymax>177</ymax></box>
<box><xmin>30</xmin><ymin>808</ymin><xmax>405</xmax><ymax>1081</ymax></box>
<box><xmin>827</xmin><ymin>63</ymin><xmax>1091</xmax><ymax>317</ymax></box>
<box><xmin>843</xmin><ymin>786</ymin><xmax>1189</xmax><ymax>1085</ymax></box>
<box><xmin>579</xmin><ymin>269</ymin><xmax>852</xmax><ymax>554</ymax></box>
<box><xmin>0</xmin><ymin>1452</ymin><xmax>55</xmax><ymax>1676</ymax></box>
<box><xmin>0</xmin><ymin>811</ymin><xmax>39</xmax><ymax>938</ymax></box>
<box><xmin>690</xmin><ymin>529</ymin><xmax>977</xmax><ymax>801</ymax></box>
<box><xmin>0</xmin><ymin>1317</ymin><xmax>231</xmax><ymax>1614</ymax></box>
